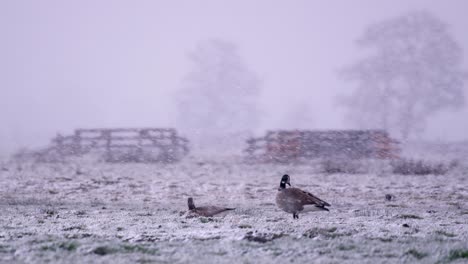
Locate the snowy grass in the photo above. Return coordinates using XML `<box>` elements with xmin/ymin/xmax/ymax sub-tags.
<box><xmin>0</xmin><ymin>157</ymin><xmax>467</xmax><ymax>263</ymax></box>
<box><xmin>391</xmin><ymin>158</ymin><xmax>456</xmax><ymax>175</ymax></box>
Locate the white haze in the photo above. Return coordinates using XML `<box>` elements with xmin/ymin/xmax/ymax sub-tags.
<box><xmin>1</xmin><ymin>0</ymin><xmax>467</xmax><ymax>156</ymax></box>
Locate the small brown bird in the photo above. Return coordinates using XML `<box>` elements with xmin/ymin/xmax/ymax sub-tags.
<box><xmin>187</xmin><ymin>197</ymin><xmax>235</xmax><ymax>217</ymax></box>
<box><xmin>276</xmin><ymin>174</ymin><xmax>330</xmax><ymax>219</ymax></box>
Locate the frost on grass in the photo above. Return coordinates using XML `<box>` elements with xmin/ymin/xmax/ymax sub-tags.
<box><xmin>0</xmin><ymin>158</ymin><xmax>468</xmax><ymax>263</ymax></box>
<box><xmin>446</xmin><ymin>249</ymin><xmax>468</xmax><ymax>262</ymax></box>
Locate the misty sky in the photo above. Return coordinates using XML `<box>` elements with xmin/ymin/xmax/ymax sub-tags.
<box><xmin>1</xmin><ymin>0</ymin><xmax>467</xmax><ymax>155</ymax></box>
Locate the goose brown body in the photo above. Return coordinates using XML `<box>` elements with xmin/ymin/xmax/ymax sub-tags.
<box><xmin>187</xmin><ymin>197</ymin><xmax>235</xmax><ymax>217</ymax></box>
<box><xmin>275</xmin><ymin>175</ymin><xmax>330</xmax><ymax>219</ymax></box>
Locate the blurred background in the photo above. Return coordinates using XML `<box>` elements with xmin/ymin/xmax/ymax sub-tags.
<box><xmin>1</xmin><ymin>0</ymin><xmax>467</xmax><ymax>158</ymax></box>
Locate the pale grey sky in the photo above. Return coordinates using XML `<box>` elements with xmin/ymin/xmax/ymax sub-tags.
<box><xmin>1</xmin><ymin>0</ymin><xmax>467</xmax><ymax>155</ymax></box>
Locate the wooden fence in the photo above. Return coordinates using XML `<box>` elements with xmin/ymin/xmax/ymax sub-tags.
<box><xmin>244</xmin><ymin>130</ymin><xmax>400</xmax><ymax>163</ymax></box>
<box><xmin>35</xmin><ymin>128</ymin><xmax>189</xmax><ymax>163</ymax></box>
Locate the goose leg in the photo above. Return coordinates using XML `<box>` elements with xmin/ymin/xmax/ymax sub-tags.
<box><xmin>293</xmin><ymin>213</ymin><xmax>299</xmax><ymax>219</ymax></box>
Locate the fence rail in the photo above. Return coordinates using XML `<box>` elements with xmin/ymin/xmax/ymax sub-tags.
<box><xmin>245</xmin><ymin>130</ymin><xmax>400</xmax><ymax>163</ymax></box>
<box><xmin>35</xmin><ymin>128</ymin><xmax>189</xmax><ymax>163</ymax></box>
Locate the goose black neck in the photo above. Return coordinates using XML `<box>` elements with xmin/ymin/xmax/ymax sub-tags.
<box><xmin>279</xmin><ymin>181</ymin><xmax>287</xmax><ymax>189</ymax></box>
<box><xmin>188</xmin><ymin>198</ymin><xmax>196</xmax><ymax>210</ymax></box>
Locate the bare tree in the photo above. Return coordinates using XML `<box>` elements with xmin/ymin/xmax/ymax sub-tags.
<box><xmin>339</xmin><ymin>11</ymin><xmax>466</xmax><ymax>140</ymax></box>
<box><xmin>175</xmin><ymin>39</ymin><xmax>261</xmax><ymax>154</ymax></box>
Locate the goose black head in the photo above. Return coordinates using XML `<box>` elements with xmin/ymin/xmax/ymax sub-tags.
<box><xmin>188</xmin><ymin>197</ymin><xmax>196</xmax><ymax>210</ymax></box>
<box><xmin>279</xmin><ymin>174</ymin><xmax>291</xmax><ymax>189</ymax></box>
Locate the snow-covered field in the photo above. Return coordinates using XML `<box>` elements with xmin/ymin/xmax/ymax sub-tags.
<box><xmin>1</xmin><ymin>157</ymin><xmax>468</xmax><ymax>263</ymax></box>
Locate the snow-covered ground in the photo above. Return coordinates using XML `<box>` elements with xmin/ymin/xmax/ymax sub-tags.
<box><xmin>1</xmin><ymin>157</ymin><xmax>467</xmax><ymax>263</ymax></box>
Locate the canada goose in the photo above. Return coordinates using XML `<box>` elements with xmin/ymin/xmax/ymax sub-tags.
<box><xmin>276</xmin><ymin>174</ymin><xmax>330</xmax><ymax>219</ymax></box>
<box><xmin>187</xmin><ymin>197</ymin><xmax>235</xmax><ymax>217</ymax></box>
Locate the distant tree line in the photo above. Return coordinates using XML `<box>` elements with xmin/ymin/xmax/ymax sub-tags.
<box><xmin>174</xmin><ymin>11</ymin><xmax>466</xmax><ymax>154</ymax></box>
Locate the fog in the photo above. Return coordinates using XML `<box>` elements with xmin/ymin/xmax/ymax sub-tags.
<box><xmin>1</xmin><ymin>0</ymin><xmax>467</xmax><ymax>156</ymax></box>
<box><xmin>2</xmin><ymin>2</ymin><xmax>468</xmax><ymax>262</ymax></box>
